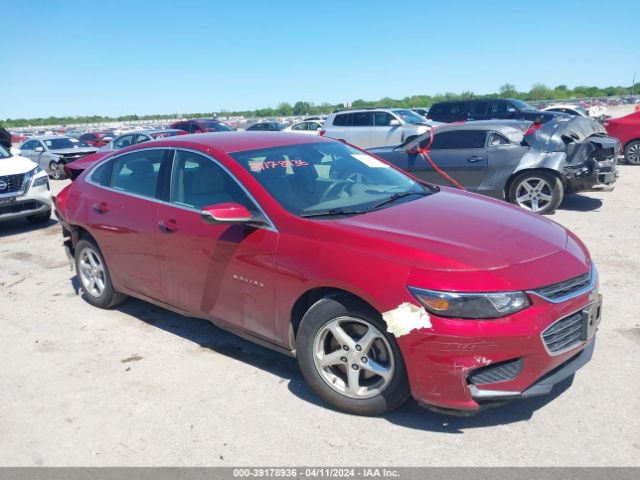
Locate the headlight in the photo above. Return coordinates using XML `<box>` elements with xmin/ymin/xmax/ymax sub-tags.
<box><xmin>32</xmin><ymin>175</ymin><xmax>49</xmax><ymax>188</ymax></box>
<box><xmin>408</xmin><ymin>287</ymin><xmax>530</xmax><ymax>319</ymax></box>
<box><xmin>32</xmin><ymin>165</ymin><xmax>43</xmax><ymax>174</ymax></box>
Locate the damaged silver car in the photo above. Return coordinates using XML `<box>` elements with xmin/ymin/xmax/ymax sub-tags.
<box><xmin>368</xmin><ymin>118</ymin><xmax>619</xmax><ymax>214</ymax></box>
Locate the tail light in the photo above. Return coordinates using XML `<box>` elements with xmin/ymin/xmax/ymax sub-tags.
<box><xmin>318</xmin><ymin>129</ymin><xmax>326</xmax><ymax>136</ymax></box>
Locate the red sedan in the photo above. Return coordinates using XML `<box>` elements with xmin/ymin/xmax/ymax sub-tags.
<box><xmin>604</xmin><ymin>110</ymin><xmax>640</xmax><ymax>164</ymax></box>
<box><xmin>54</xmin><ymin>132</ymin><xmax>601</xmax><ymax>416</ymax></box>
<box><xmin>78</xmin><ymin>131</ymin><xmax>115</xmax><ymax>148</ymax></box>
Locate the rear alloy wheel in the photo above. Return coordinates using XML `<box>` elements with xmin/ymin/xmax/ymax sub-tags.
<box><xmin>49</xmin><ymin>161</ymin><xmax>65</xmax><ymax>180</ymax></box>
<box><xmin>296</xmin><ymin>295</ymin><xmax>409</xmax><ymax>415</ymax></box>
<box><xmin>624</xmin><ymin>141</ymin><xmax>640</xmax><ymax>165</ymax></box>
<box><xmin>509</xmin><ymin>171</ymin><xmax>563</xmax><ymax>215</ymax></box>
<box><xmin>75</xmin><ymin>238</ymin><xmax>127</xmax><ymax>308</ymax></box>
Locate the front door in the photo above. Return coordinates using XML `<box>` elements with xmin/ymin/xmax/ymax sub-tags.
<box><xmin>155</xmin><ymin>149</ymin><xmax>278</xmax><ymax>341</ymax></box>
<box><xmin>411</xmin><ymin>130</ymin><xmax>489</xmax><ymax>191</ymax></box>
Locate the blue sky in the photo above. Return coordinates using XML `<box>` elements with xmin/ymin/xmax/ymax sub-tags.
<box><xmin>2</xmin><ymin>0</ymin><xmax>638</xmax><ymax>119</ymax></box>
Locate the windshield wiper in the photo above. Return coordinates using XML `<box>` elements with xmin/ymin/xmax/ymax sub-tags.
<box><xmin>300</xmin><ymin>208</ymin><xmax>368</xmax><ymax>218</ymax></box>
<box><xmin>369</xmin><ymin>191</ymin><xmax>430</xmax><ymax>210</ymax></box>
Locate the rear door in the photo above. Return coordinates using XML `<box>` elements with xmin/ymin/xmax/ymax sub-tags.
<box><xmin>412</xmin><ymin>129</ymin><xmax>489</xmax><ymax>190</ymax></box>
<box><xmin>155</xmin><ymin>149</ymin><xmax>278</xmax><ymax>340</ymax></box>
<box><xmin>467</xmin><ymin>101</ymin><xmax>491</xmax><ymax>121</ymax></box>
<box><xmin>83</xmin><ymin>148</ymin><xmax>167</xmax><ymax>300</ymax></box>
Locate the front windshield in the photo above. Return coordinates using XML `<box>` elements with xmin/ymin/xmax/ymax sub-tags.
<box><xmin>510</xmin><ymin>99</ymin><xmax>536</xmax><ymax>111</ymax></box>
<box><xmin>392</xmin><ymin>109</ymin><xmax>427</xmax><ymax>124</ymax></box>
<box><xmin>0</xmin><ymin>145</ymin><xmax>10</xmax><ymax>158</ymax></box>
<box><xmin>231</xmin><ymin>142</ymin><xmax>432</xmax><ymax>217</ymax></box>
<box><xmin>44</xmin><ymin>138</ymin><xmax>90</xmax><ymax>150</ymax></box>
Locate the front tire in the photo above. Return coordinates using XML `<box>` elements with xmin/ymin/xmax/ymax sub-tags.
<box><xmin>508</xmin><ymin>171</ymin><xmax>563</xmax><ymax>214</ymax></box>
<box><xmin>296</xmin><ymin>295</ymin><xmax>410</xmax><ymax>415</ymax></box>
<box><xmin>624</xmin><ymin>140</ymin><xmax>640</xmax><ymax>165</ymax></box>
<box><xmin>75</xmin><ymin>238</ymin><xmax>127</xmax><ymax>308</ymax></box>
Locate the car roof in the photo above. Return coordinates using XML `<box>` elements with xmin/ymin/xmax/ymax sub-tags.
<box><xmin>30</xmin><ymin>135</ymin><xmax>76</xmax><ymax>140</ymax></box>
<box><xmin>436</xmin><ymin>120</ymin><xmax>531</xmax><ymax>131</ymax></box>
<box><xmin>150</xmin><ymin>131</ymin><xmax>333</xmax><ymax>153</ymax></box>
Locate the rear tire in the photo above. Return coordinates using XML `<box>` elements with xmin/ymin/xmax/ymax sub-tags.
<box><xmin>508</xmin><ymin>170</ymin><xmax>563</xmax><ymax>215</ymax></box>
<box><xmin>296</xmin><ymin>294</ymin><xmax>410</xmax><ymax>415</ymax></box>
<box><xmin>26</xmin><ymin>209</ymin><xmax>51</xmax><ymax>224</ymax></box>
<box><xmin>624</xmin><ymin>140</ymin><xmax>640</xmax><ymax>165</ymax></box>
<box><xmin>74</xmin><ymin>238</ymin><xmax>127</xmax><ymax>309</ymax></box>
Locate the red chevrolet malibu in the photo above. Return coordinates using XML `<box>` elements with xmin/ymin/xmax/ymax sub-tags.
<box><xmin>54</xmin><ymin>132</ymin><xmax>601</xmax><ymax>416</ymax></box>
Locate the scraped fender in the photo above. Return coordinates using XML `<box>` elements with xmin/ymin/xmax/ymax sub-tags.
<box><xmin>513</xmin><ymin>150</ymin><xmax>567</xmax><ymax>174</ymax></box>
<box><xmin>382</xmin><ymin>302</ymin><xmax>432</xmax><ymax>337</ymax></box>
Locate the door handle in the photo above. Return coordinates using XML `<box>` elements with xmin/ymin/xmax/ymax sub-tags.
<box><xmin>467</xmin><ymin>156</ymin><xmax>484</xmax><ymax>163</ymax></box>
<box><xmin>93</xmin><ymin>202</ymin><xmax>109</xmax><ymax>214</ymax></box>
<box><xmin>158</xmin><ymin>219</ymin><xmax>179</xmax><ymax>233</ymax></box>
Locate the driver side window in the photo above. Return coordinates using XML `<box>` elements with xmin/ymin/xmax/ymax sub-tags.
<box><xmin>170</xmin><ymin>150</ymin><xmax>257</xmax><ymax>212</ymax></box>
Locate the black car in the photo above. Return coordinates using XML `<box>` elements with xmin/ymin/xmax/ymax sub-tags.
<box><xmin>367</xmin><ymin>118</ymin><xmax>618</xmax><ymax>214</ymax></box>
<box><xmin>427</xmin><ymin>98</ymin><xmax>566</xmax><ymax>124</ymax></box>
<box><xmin>246</xmin><ymin>122</ymin><xmax>287</xmax><ymax>131</ymax></box>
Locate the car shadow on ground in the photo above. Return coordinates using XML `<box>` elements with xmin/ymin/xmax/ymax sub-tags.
<box><xmin>71</xmin><ymin>284</ymin><xmax>575</xmax><ymax>432</ymax></box>
<box><xmin>0</xmin><ymin>217</ymin><xmax>58</xmax><ymax>238</ymax></box>
<box><xmin>559</xmin><ymin>193</ymin><xmax>603</xmax><ymax>212</ymax></box>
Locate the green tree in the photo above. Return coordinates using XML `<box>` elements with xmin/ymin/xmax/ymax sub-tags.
<box><xmin>499</xmin><ymin>83</ymin><xmax>517</xmax><ymax>97</ymax></box>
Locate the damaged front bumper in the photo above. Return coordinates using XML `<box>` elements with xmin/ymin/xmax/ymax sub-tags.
<box><xmin>564</xmin><ymin>157</ymin><xmax>618</xmax><ymax>192</ymax></box>
<box><xmin>396</xmin><ymin>286</ymin><xmax>600</xmax><ymax>416</ymax></box>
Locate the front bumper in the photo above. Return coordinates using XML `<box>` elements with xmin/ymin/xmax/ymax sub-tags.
<box><xmin>396</xmin><ymin>285</ymin><xmax>600</xmax><ymax>415</ymax></box>
<box><xmin>0</xmin><ymin>177</ymin><xmax>52</xmax><ymax>222</ymax></box>
<box><xmin>564</xmin><ymin>157</ymin><xmax>618</xmax><ymax>192</ymax></box>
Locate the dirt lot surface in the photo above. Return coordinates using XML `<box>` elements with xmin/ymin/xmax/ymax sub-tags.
<box><xmin>1</xmin><ymin>168</ymin><xmax>639</xmax><ymax>466</ymax></box>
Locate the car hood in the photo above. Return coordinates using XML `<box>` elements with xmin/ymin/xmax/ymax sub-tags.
<box><xmin>0</xmin><ymin>154</ymin><xmax>38</xmax><ymax>175</ymax></box>
<box><xmin>309</xmin><ymin>188</ymin><xmax>590</xmax><ymax>291</ymax></box>
<box><xmin>50</xmin><ymin>147</ymin><xmax>98</xmax><ymax>155</ymax></box>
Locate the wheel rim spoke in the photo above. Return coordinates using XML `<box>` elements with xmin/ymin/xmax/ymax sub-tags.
<box><xmin>358</xmin><ymin>327</ymin><xmax>379</xmax><ymax>354</ymax></box>
<box><xmin>347</xmin><ymin>365</ymin><xmax>361</xmax><ymax>394</ymax></box>
<box><xmin>362</xmin><ymin>358</ymin><xmax>392</xmax><ymax>382</ymax></box>
<box><xmin>318</xmin><ymin>349</ymin><xmax>344</xmax><ymax>368</ymax></box>
<box><xmin>330</xmin><ymin>323</ymin><xmax>355</xmax><ymax>349</ymax></box>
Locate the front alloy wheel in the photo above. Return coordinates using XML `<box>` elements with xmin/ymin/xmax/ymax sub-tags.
<box><xmin>296</xmin><ymin>295</ymin><xmax>409</xmax><ymax>415</ymax></box>
<box><xmin>313</xmin><ymin>317</ymin><xmax>395</xmax><ymax>399</ymax></box>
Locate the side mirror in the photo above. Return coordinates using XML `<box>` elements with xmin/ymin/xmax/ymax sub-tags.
<box><xmin>389</xmin><ymin>119</ymin><xmax>401</xmax><ymax>126</ymax></box>
<box><xmin>201</xmin><ymin>202</ymin><xmax>253</xmax><ymax>225</ymax></box>
<box><xmin>34</xmin><ymin>146</ymin><xmax>45</xmax><ymax>153</ymax></box>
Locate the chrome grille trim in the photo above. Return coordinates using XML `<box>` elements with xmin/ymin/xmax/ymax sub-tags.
<box><xmin>528</xmin><ymin>264</ymin><xmax>596</xmax><ymax>304</ymax></box>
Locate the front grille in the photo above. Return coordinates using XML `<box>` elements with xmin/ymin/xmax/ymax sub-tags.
<box><xmin>532</xmin><ymin>271</ymin><xmax>591</xmax><ymax>300</ymax></box>
<box><xmin>468</xmin><ymin>358</ymin><xmax>524</xmax><ymax>385</ymax></box>
<box><xmin>0</xmin><ymin>173</ymin><xmax>26</xmax><ymax>194</ymax></box>
<box><xmin>0</xmin><ymin>201</ymin><xmax>39</xmax><ymax>215</ymax></box>
<box><xmin>542</xmin><ymin>311</ymin><xmax>583</xmax><ymax>354</ymax></box>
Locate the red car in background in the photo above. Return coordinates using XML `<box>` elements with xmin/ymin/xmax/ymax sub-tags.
<box><xmin>78</xmin><ymin>131</ymin><xmax>115</xmax><ymax>148</ymax></box>
<box><xmin>54</xmin><ymin>132</ymin><xmax>601</xmax><ymax>416</ymax></box>
<box><xmin>604</xmin><ymin>110</ymin><xmax>640</xmax><ymax>164</ymax></box>
<box><xmin>170</xmin><ymin>118</ymin><xmax>233</xmax><ymax>134</ymax></box>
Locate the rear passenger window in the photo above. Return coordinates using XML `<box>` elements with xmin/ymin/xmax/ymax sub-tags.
<box><xmin>430</xmin><ymin>130</ymin><xmax>487</xmax><ymax>149</ymax></box>
<box><xmin>333</xmin><ymin>114</ymin><xmax>349</xmax><ymax>126</ymax></box>
<box><xmin>352</xmin><ymin>112</ymin><xmax>373</xmax><ymax>127</ymax></box>
<box><xmin>469</xmin><ymin>102</ymin><xmax>490</xmax><ymax>116</ymax></box>
<box><xmin>109</xmin><ymin>150</ymin><xmax>165</xmax><ymax>198</ymax></box>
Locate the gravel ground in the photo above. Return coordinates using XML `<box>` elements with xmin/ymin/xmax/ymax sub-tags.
<box><xmin>0</xmin><ymin>168</ymin><xmax>639</xmax><ymax>467</ymax></box>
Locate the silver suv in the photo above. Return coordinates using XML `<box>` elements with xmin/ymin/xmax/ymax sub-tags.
<box><xmin>321</xmin><ymin>108</ymin><xmax>433</xmax><ymax>149</ymax></box>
